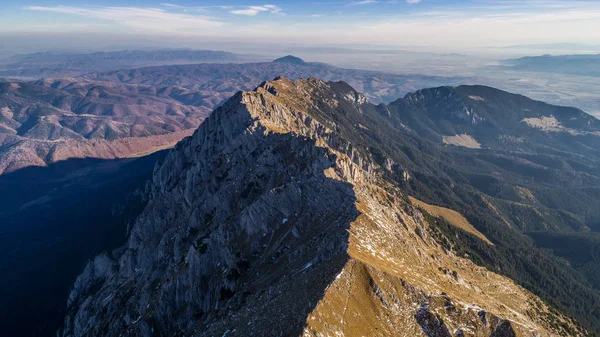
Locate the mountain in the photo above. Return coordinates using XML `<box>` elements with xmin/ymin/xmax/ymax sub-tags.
<box><xmin>389</xmin><ymin>85</ymin><xmax>600</xmax><ymax>155</ymax></box>
<box><xmin>272</xmin><ymin>55</ymin><xmax>307</xmax><ymax>64</ymax></box>
<box><xmin>501</xmin><ymin>54</ymin><xmax>600</xmax><ymax>77</ymax></box>
<box><xmin>62</xmin><ymin>78</ymin><xmax>586</xmax><ymax>337</ymax></box>
<box><xmin>0</xmin><ymin>79</ymin><xmax>211</xmax><ymax>174</ymax></box>
<box><xmin>0</xmin><ymin>49</ymin><xmax>260</xmax><ymax>79</ymax></box>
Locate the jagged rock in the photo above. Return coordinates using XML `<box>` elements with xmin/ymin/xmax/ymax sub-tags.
<box><xmin>490</xmin><ymin>321</ymin><xmax>517</xmax><ymax>337</ymax></box>
<box><xmin>415</xmin><ymin>306</ymin><xmax>453</xmax><ymax>337</ymax></box>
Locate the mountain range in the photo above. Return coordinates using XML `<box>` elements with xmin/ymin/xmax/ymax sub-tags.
<box><xmin>0</xmin><ymin>57</ymin><xmax>463</xmax><ymax>175</ymax></box>
<box><xmin>3</xmin><ymin>55</ymin><xmax>600</xmax><ymax>337</ymax></box>
<box><xmin>0</xmin><ymin>79</ymin><xmax>211</xmax><ymax>174</ymax></box>
<box><xmin>0</xmin><ymin>49</ymin><xmax>259</xmax><ymax>79</ymax></box>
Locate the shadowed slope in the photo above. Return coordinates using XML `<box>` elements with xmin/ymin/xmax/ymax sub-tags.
<box><xmin>0</xmin><ymin>152</ymin><xmax>168</xmax><ymax>337</ymax></box>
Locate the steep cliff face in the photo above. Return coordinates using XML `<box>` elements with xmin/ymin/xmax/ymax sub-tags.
<box><xmin>63</xmin><ymin>78</ymin><xmax>579</xmax><ymax>337</ymax></box>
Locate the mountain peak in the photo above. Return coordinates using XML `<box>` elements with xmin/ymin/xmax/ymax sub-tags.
<box><xmin>272</xmin><ymin>55</ymin><xmax>306</xmax><ymax>64</ymax></box>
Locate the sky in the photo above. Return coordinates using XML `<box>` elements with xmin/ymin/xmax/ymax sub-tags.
<box><xmin>1</xmin><ymin>0</ymin><xmax>600</xmax><ymax>53</ymax></box>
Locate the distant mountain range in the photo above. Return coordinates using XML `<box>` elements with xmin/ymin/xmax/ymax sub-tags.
<box><xmin>82</xmin><ymin>59</ymin><xmax>464</xmax><ymax>106</ymax></box>
<box><xmin>502</xmin><ymin>54</ymin><xmax>600</xmax><ymax>77</ymax></box>
<box><xmin>0</xmin><ymin>49</ymin><xmax>263</xmax><ymax>79</ymax></box>
<box><xmin>0</xmin><ymin>57</ymin><xmax>464</xmax><ymax>175</ymax></box>
<box><xmin>0</xmin><ymin>79</ymin><xmax>209</xmax><ymax>174</ymax></box>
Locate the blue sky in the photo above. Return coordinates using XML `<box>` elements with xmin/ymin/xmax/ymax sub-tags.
<box><xmin>1</xmin><ymin>1</ymin><xmax>599</xmax><ymax>51</ymax></box>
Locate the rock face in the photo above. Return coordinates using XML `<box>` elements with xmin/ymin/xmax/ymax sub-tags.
<box><xmin>63</xmin><ymin>78</ymin><xmax>579</xmax><ymax>337</ymax></box>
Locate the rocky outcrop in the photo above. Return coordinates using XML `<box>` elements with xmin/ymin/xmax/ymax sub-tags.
<box><xmin>63</xmin><ymin>78</ymin><xmax>580</xmax><ymax>337</ymax></box>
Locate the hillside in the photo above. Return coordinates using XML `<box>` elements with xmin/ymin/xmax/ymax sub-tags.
<box><xmin>272</xmin><ymin>55</ymin><xmax>307</xmax><ymax>64</ymax></box>
<box><xmin>0</xmin><ymin>79</ymin><xmax>210</xmax><ymax>174</ymax></box>
<box><xmin>389</xmin><ymin>84</ymin><xmax>600</xmax><ymax>156</ymax></box>
<box><xmin>0</xmin><ymin>152</ymin><xmax>169</xmax><ymax>337</ymax></box>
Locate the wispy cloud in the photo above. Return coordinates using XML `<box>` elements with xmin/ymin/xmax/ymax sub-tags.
<box><xmin>348</xmin><ymin>0</ymin><xmax>378</xmax><ymax>6</ymax></box>
<box><xmin>405</xmin><ymin>0</ymin><xmax>422</xmax><ymax>4</ymax></box>
<box><xmin>24</xmin><ymin>5</ymin><xmax>223</xmax><ymax>32</ymax></box>
<box><xmin>160</xmin><ymin>3</ymin><xmax>183</xmax><ymax>8</ymax></box>
<box><xmin>229</xmin><ymin>4</ymin><xmax>282</xmax><ymax>16</ymax></box>
<box><xmin>159</xmin><ymin>3</ymin><xmax>234</xmax><ymax>12</ymax></box>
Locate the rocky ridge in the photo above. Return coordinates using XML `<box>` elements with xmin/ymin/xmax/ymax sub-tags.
<box><xmin>63</xmin><ymin>77</ymin><xmax>579</xmax><ymax>337</ymax></box>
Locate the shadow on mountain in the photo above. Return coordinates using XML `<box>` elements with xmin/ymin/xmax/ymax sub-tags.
<box><xmin>185</xmin><ymin>129</ymin><xmax>361</xmax><ymax>336</ymax></box>
<box><xmin>197</xmin><ymin>144</ymin><xmax>359</xmax><ymax>336</ymax></box>
<box><xmin>61</xmin><ymin>119</ymin><xmax>360</xmax><ymax>336</ymax></box>
<box><xmin>0</xmin><ymin>151</ymin><xmax>168</xmax><ymax>337</ymax></box>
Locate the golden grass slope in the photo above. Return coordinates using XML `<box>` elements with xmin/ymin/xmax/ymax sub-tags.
<box><xmin>409</xmin><ymin>196</ymin><xmax>494</xmax><ymax>245</ymax></box>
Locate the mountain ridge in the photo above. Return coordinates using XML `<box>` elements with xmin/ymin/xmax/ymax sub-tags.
<box><xmin>389</xmin><ymin>83</ymin><xmax>600</xmax><ymax>156</ymax></box>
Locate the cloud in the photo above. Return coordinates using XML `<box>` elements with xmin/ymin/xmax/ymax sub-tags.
<box><xmin>405</xmin><ymin>0</ymin><xmax>422</xmax><ymax>4</ymax></box>
<box><xmin>160</xmin><ymin>3</ymin><xmax>183</xmax><ymax>8</ymax></box>
<box><xmin>15</xmin><ymin>1</ymin><xmax>600</xmax><ymax>50</ymax></box>
<box><xmin>160</xmin><ymin>3</ymin><xmax>233</xmax><ymax>12</ymax></box>
<box><xmin>348</xmin><ymin>0</ymin><xmax>378</xmax><ymax>5</ymax></box>
<box><xmin>24</xmin><ymin>5</ymin><xmax>222</xmax><ymax>32</ymax></box>
<box><xmin>229</xmin><ymin>4</ymin><xmax>282</xmax><ymax>16</ymax></box>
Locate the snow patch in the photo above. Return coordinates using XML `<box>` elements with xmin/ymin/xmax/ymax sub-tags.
<box><xmin>522</xmin><ymin>116</ymin><xmax>563</xmax><ymax>132</ymax></box>
<box><xmin>442</xmin><ymin>134</ymin><xmax>481</xmax><ymax>149</ymax></box>
<box><xmin>522</xmin><ymin>116</ymin><xmax>600</xmax><ymax>136</ymax></box>
<box><xmin>468</xmin><ymin>95</ymin><xmax>485</xmax><ymax>102</ymax></box>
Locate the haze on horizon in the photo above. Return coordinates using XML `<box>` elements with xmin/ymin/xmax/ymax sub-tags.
<box><xmin>1</xmin><ymin>0</ymin><xmax>600</xmax><ymax>56</ymax></box>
